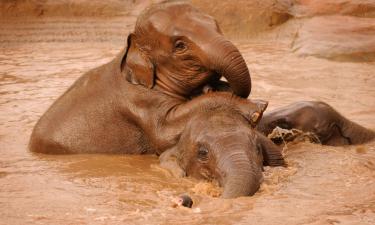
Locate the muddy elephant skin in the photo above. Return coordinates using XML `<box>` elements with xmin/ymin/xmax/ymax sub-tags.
<box><xmin>257</xmin><ymin>101</ymin><xmax>375</xmax><ymax>146</ymax></box>
<box><xmin>160</xmin><ymin>107</ymin><xmax>285</xmax><ymax>198</ymax></box>
<box><xmin>29</xmin><ymin>2</ymin><xmax>258</xmax><ymax>154</ymax></box>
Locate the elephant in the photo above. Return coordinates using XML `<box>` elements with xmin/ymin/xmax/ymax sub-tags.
<box><xmin>257</xmin><ymin>101</ymin><xmax>375</xmax><ymax>146</ymax></box>
<box><xmin>159</xmin><ymin>106</ymin><xmax>285</xmax><ymax>198</ymax></box>
<box><xmin>29</xmin><ymin>1</ymin><xmax>262</xmax><ymax>154</ymax></box>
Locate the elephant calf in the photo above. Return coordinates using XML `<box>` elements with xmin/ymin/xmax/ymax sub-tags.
<box><xmin>257</xmin><ymin>101</ymin><xmax>375</xmax><ymax>146</ymax></box>
<box><xmin>159</xmin><ymin>107</ymin><xmax>285</xmax><ymax>199</ymax></box>
<box><xmin>29</xmin><ymin>2</ymin><xmax>264</xmax><ymax>155</ymax></box>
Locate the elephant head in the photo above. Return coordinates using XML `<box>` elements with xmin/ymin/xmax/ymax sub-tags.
<box><xmin>159</xmin><ymin>108</ymin><xmax>285</xmax><ymax>198</ymax></box>
<box><xmin>121</xmin><ymin>1</ymin><xmax>251</xmax><ymax>98</ymax></box>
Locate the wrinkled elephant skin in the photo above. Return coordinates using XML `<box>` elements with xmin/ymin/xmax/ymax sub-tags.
<box><xmin>160</xmin><ymin>107</ymin><xmax>285</xmax><ymax>198</ymax></box>
<box><xmin>29</xmin><ymin>2</ymin><xmax>256</xmax><ymax>154</ymax></box>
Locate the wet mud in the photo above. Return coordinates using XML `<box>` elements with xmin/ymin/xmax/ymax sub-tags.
<box><xmin>1</xmin><ymin>1</ymin><xmax>375</xmax><ymax>224</ymax></box>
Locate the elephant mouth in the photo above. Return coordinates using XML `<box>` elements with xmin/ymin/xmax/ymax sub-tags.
<box><xmin>155</xmin><ymin>77</ymin><xmax>190</xmax><ymax>100</ymax></box>
<box><xmin>154</xmin><ymin>62</ymin><xmax>218</xmax><ymax>99</ymax></box>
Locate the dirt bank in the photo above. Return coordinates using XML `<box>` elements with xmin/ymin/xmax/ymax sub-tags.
<box><xmin>0</xmin><ymin>0</ymin><xmax>132</xmax><ymax>17</ymax></box>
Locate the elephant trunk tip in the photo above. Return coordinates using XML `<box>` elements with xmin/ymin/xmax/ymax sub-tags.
<box><xmin>221</xmin><ymin>169</ymin><xmax>262</xmax><ymax>198</ymax></box>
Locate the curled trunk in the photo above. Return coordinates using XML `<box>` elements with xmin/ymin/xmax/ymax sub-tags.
<box><xmin>207</xmin><ymin>36</ymin><xmax>251</xmax><ymax>98</ymax></box>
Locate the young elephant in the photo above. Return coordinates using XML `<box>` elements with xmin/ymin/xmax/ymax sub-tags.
<box><xmin>159</xmin><ymin>107</ymin><xmax>285</xmax><ymax>198</ymax></box>
<box><xmin>257</xmin><ymin>101</ymin><xmax>375</xmax><ymax>146</ymax></box>
<box><xmin>29</xmin><ymin>2</ymin><xmax>258</xmax><ymax>154</ymax></box>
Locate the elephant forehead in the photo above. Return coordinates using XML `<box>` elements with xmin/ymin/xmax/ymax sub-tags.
<box><xmin>191</xmin><ymin>120</ymin><xmax>250</xmax><ymax>140</ymax></box>
<box><xmin>194</xmin><ymin>130</ymin><xmax>255</xmax><ymax>153</ymax></box>
<box><xmin>146</xmin><ymin>7</ymin><xmax>218</xmax><ymax>37</ymax></box>
<box><xmin>190</xmin><ymin>113</ymin><xmax>245</xmax><ymax>130</ymax></box>
<box><xmin>148</xmin><ymin>11</ymin><xmax>173</xmax><ymax>33</ymax></box>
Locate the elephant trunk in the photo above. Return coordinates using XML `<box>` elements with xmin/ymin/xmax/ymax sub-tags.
<box><xmin>207</xmin><ymin>37</ymin><xmax>251</xmax><ymax>98</ymax></box>
<box><xmin>218</xmin><ymin>151</ymin><xmax>262</xmax><ymax>198</ymax></box>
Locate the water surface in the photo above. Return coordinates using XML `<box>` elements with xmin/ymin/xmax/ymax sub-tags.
<box><xmin>1</xmin><ymin>16</ymin><xmax>375</xmax><ymax>225</ymax></box>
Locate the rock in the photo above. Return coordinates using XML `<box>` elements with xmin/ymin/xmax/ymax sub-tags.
<box><xmin>292</xmin><ymin>0</ymin><xmax>375</xmax><ymax>18</ymax></box>
<box><xmin>191</xmin><ymin>0</ymin><xmax>293</xmax><ymax>38</ymax></box>
<box><xmin>292</xmin><ymin>15</ymin><xmax>375</xmax><ymax>61</ymax></box>
<box><xmin>289</xmin><ymin>0</ymin><xmax>375</xmax><ymax>62</ymax></box>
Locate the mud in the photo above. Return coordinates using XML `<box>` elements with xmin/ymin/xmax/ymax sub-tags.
<box><xmin>1</xmin><ymin>1</ymin><xmax>375</xmax><ymax>224</ymax></box>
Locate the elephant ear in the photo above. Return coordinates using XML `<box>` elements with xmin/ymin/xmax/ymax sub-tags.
<box><xmin>250</xmin><ymin>99</ymin><xmax>269</xmax><ymax>126</ymax></box>
<box><xmin>121</xmin><ymin>33</ymin><xmax>155</xmax><ymax>88</ymax></box>
<box><xmin>256</xmin><ymin>132</ymin><xmax>286</xmax><ymax>167</ymax></box>
<box><xmin>159</xmin><ymin>146</ymin><xmax>186</xmax><ymax>178</ymax></box>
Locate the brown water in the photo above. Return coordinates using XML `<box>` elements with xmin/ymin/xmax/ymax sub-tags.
<box><xmin>1</xmin><ymin>16</ymin><xmax>375</xmax><ymax>225</ymax></box>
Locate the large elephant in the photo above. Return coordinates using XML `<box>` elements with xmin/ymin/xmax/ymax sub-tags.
<box><xmin>159</xmin><ymin>106</ymin><xmax>285</xmax><ymax>198</ymax></box>
<box><xmin>257</xmin><ymin>101</ymin><xmax>375</xmax><ymax>146</ymax></box>
<box><xmin>29</xmin><ymin>2</ymin><xmax>260</xmax><ymax>154</ymax></box>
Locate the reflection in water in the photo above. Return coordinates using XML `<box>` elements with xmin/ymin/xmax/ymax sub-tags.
<box><xmin>0</xmin><ymin>16</ymin><xmax>375</xmax><ymax>224</ymax></box>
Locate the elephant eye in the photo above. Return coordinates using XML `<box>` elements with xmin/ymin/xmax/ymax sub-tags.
<box><xmin>197</xmin><ymin>146</ymin><xmax>209</xmax><ymax>161</ymax></box>
<box><xmin>174</xmin><ymin>40</ymin><xmax>187</xmax><ymax>52</ymax></box>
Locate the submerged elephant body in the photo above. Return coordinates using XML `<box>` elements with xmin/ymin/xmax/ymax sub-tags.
<box><xmin>29</xmin><ymin>2</ymin><xmax>260</xmax><ymax>154</ymax></box>
<box><xmin>30</xmin><ymin>55</ymin><xmax>176</xmax><ymax>154</ymax></box>
<box><xmin>258</xmin><ymin>101</ymin><xmax>375</xmax><ymax>146</ymax></box>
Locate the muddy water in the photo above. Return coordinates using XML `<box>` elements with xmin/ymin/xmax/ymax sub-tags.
<box><xmin>1</xmin><ymin>17</ymin><xmax>375</xmax><ymax>225</ymax></box>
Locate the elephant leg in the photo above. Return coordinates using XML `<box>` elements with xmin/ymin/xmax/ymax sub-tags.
<box><xmin>255</xmin><ymin>131</ymin><xmax>286</xmax><ymax>167</ymax></box>
<box><xmin>159</xmin><ymin>146</ymin><xmax>185</xmax><ymax>178</ymax></box>
<box><xmin>323</xmin><ymin>124</ymin><xmax>351</xmax><ymax>146</ymax></box>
